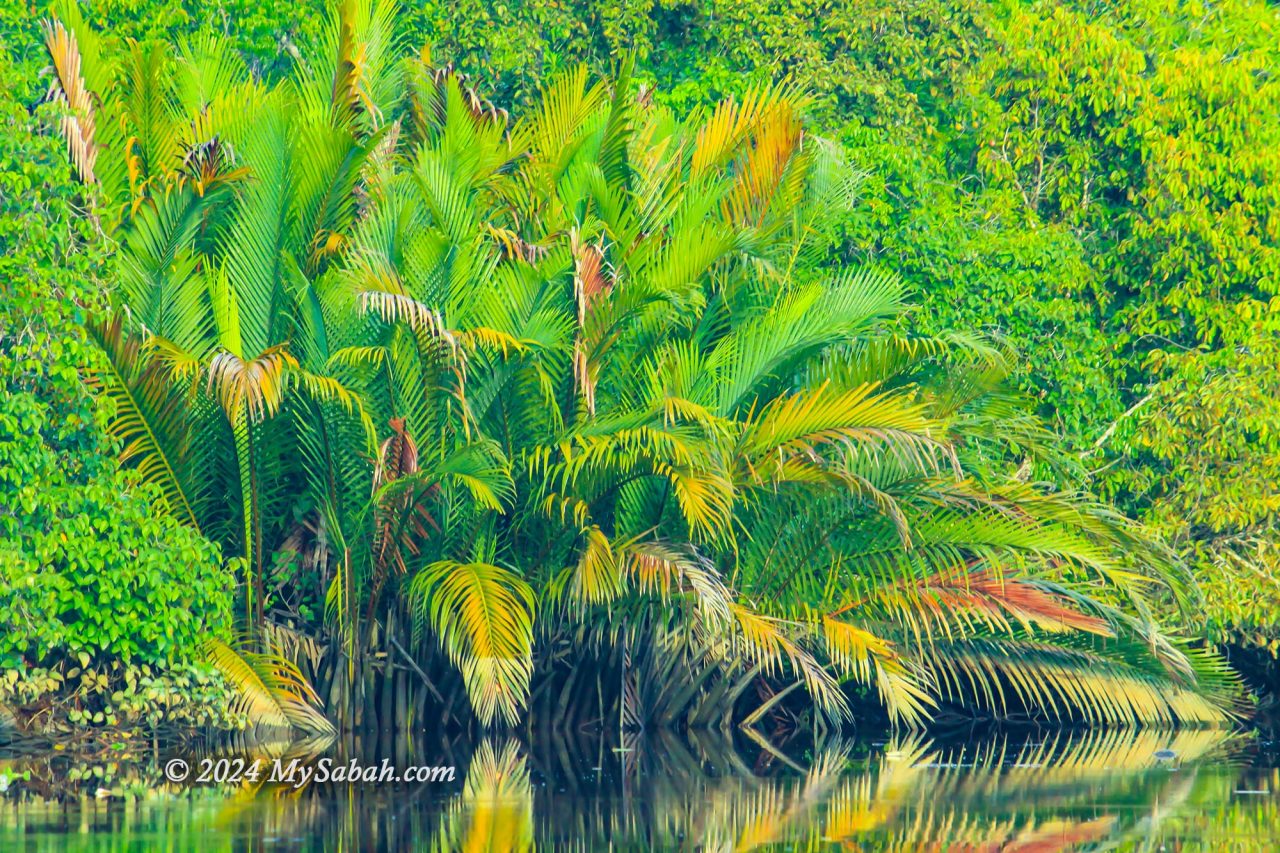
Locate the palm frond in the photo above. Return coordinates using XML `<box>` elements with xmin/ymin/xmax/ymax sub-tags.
<box><xmin>84</xmin><ymin>314</ymin><xmax>203</xmax><ymax>529</ymax></box>
<box><xmin>203</xmin><ymin>638</ymin><xmax>334</xmax><ymax>734</ymax></box>
<box><xmin>41</xmin><ymin>18</ymin><xmax>99</xmax><ymax>184</ymax></box>
<box><xmin>562</xmin><ymin>525</ymin><xmax>624</xmax><ymax>606</ymax></box>
<box><xmin>730</xmin><ymin>604</ymin><xmax>850</xmax><ymax>723</ymax></box>
<box><xmin>410</xmin><ymin>560</ymin><xmax>535</xmax><ymax>725</ymax></box>
<box><xmin>736</xmin><ymin>381</ymin><xmax>944</xmax><ymax>479</ymax></box>
<box><xmin>821</xmin><ymin>617</ymin><xmax>936</xmax><ymax>728</ymax></box>
<box><xmin>207</xmin><ymin>345</ymin><xmax>298</xmax><ymax>422</ymax></box>
<box><xmin>921</xmin><ymin>636</ymin><xmax>1239</xmax><ymax>726</ymax></box>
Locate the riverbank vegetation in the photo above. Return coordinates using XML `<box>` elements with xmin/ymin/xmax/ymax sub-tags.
<box><xmin>2</xmin><ymin>0</ymin><xmax>1276</xmax><ymax>737</ymax></box>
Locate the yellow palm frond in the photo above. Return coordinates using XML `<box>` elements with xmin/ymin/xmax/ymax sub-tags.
<box><xmin>459</xmin><ymin>326</ymin><xmax>530</xmax><ymax>357</ymax></box>
<box><xmin>435</xmin><ymin>740</ymin><xmax>533</xmax><ymax>853</ymax></box>
<box><xmin>922</xmin><ymin>639</ymin><xmax>1237</xmax><ymax>727</ymax></box>
<box><xmin>822</xmin><ymin>617</ymin><xmax>897</xmax><ymax>685</ymax></box>
<box><xmin>724</xmin><ymin>97</ymin><xmax>805</xmax><ymax>227</ymax></box>
<box><xmin>690</xmin><ymin>82</ymin><xmax>806</xmax><ymax>178</ymax></box>
<box><xmin>203</xmin><ymin>638</ymin><xmax>333</xmax><ymax>734</ymax></box>
<box><xmin>570</xmin><ymin>526</ymin><xmax>623</xmax><ymax>606</ymax></box>
<box><xmin>821</xmin><ymin>617</ymin><xmax>936</xmax><ymax>728</ymax></box>
<box><xmin>661</xmin><ymin>394</ymin><xmax>728</xmax><ymax>432</ymax></box>
<box><xmin>543</xmin><ymin>425</ymin><xmax>735</xmax><ymax>539</ymax></box>
<box><xmin>535</xmin><ymin>490</ymin><xmax>594</xmax><ymax>530</ymax></box>
<box><xmin>146</xmin><ymin>336</ymin><xmax>205</xmax><ymax>385</ymax></box>
<box><xmin>738</xmin><ymin>381</ymin><xmax>941</xmax><ymax>473</ymax></box>
<box><xmin>731</xmin><ymin>604</ymin><xmax>850</xmax><ymax>722</ymax></box>
<box><xmin>410</xmin><ymin>561</ymin><xmax>535</xmax><ymax>726</ymax></box>
<box><xmin>663</xmin><ymin>463</ymin><xmax>736</xmax><ymax>541</ymax></box>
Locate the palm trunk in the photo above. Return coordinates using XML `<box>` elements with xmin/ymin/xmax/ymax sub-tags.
<box><xmin>233</xmin><ymin>410</ymin><xmax>261</xmax><ymax>634</ymax></box>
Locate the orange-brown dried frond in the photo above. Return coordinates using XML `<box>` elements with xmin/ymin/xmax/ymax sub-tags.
<box><xmin>42</xmin><ymin>18</ymin><xmax>99</xmax><ymax>184</ymax></box>
<box><xmin>374</xmin><ymin>416</ymin><xmax>420</xmax><ymax>490</ymax></box>
<box><xmin>207</xmin><ymin>345</ymin><xmax>298</xmax><ymax>423</ymax></box>
<box><xmin>571</xmin><ymin>231</ymin><xmax>609</xmax><ymax>326</ymax></box>
<box><xmin>372</xmin><ymin>418</ymin><xmax>439</xmax><ymax>580</ymax></box>
<box><xmin>572</xmin><ymin>341</ymin><xmax>597</xmax><ymax>416</ymax></box>
<box><xmin>921</xmin><ymin>571</ymin><xmax>1114</xmax><ymax>637</ymax></box>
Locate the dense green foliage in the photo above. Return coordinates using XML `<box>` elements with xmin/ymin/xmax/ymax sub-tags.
<box><xmin>0</xmin><ymin>25</ymin><xmax>231</xmax><ymax>671</ymax></box>
<box><xmin>967</xmin><ymin>0</ymin><xmax>1280</xmax><ymax>647</ymax></box>
<box><xmin>376</xmin><ymin>1</ymin><xmax>1280</xmax><ymax>656</ymax></box>
<box><xmin>27</xmin><ymin>0</ymin><xmax>1250</xmax><ymax>734</ymax></box>
<box><xmin>5</xmin><ymin>0</ymin><xmax>1278</xmax><ymax>733</ymax></box>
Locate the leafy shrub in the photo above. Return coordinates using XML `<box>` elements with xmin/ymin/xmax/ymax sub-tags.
<box><xmin>0</xmin><ymin>661</ymin><xmax>244</xmax><ymax>731</ymax></box>
<box><xmin>0</xmin><ymin>429</ymin><xmax>232</xmax><ymax>666</ymax></box>
<box><xmin>967</xmin><ymin>0</ymin><xmax>1280</xmax><ymax>648</ymax></box>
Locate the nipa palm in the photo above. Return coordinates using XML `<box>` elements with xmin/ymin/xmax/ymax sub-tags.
<box><xmin>42</xmin><ymin>0</ymin><xmax>1242</xmax><ymax>729</ymax></box>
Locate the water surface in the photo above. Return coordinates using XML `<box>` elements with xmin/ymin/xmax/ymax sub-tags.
<box><xmin>3</xmin><ymin>727</ymin><xmax>1278</xmax><ymax>850</ymax></box>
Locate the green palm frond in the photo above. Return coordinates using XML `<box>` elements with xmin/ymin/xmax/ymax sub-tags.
<box><xmin>523</xmin><ymin>64</ymin><xmax>609</xmax><ymax>177</ymax></box>
<box><xmin>116</xmin><ymin>189</ymin><xmax>218</xmax><ymax>348</ymax></box>
<box><xmin>116</xmin><ymin>39</ymin><xmax>182</xmax><ymax>198</ymax></box>
<box><xmin>294</xmin><ymin>123</ymin><xmax>383</xmax><ymax>274</ymax></box>
<box><xmin>218</xmin><ymin>93</ymin><xmax>294</xmax><ymax>359</ymax></box>
<box><xmin>172</xmin><ymin>31</ymin><xmax>247</xmax><ymax>113</ymax></box>
<box><xmin>84</xmin><ymin>315</ymin><xmax>204</xmax><ymax>529</ymax></box>
<box><xmin>292</xmin><ymin>366</ymin><xmax>378</xmax><ymax>450</ymax></box>
<box><xmin>715</xmin><ymin>271</ymin><xmax>908</xmax><ymax>415</ymax></box>
<box><xmin>304</xmin><ymin>0</ymin><xmax>402</xmax><ymax>133</ymax></box>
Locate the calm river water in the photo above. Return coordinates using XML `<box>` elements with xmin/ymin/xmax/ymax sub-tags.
<box><xmin>3</xmin><ymin>727</ymin><xmax>1280</xmax><ymax>850</ymax></box>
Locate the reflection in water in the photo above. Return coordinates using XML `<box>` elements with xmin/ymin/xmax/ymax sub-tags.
<box><xmin>3</xmin><ymin>727</ymin><xmax>1279</xmax><ymax>850</ymax></box>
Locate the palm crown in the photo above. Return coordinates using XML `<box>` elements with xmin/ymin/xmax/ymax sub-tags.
<box><xmin>42</xmin><ymin>0</ymin><xmax>1240</xmax><ymax>729</ymax></box>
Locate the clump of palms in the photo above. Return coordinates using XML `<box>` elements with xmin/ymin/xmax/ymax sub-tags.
<box><xmin>42</xmin><ymin>0</ymin><xmax>1241</xmax><ymax>729</ymax></box>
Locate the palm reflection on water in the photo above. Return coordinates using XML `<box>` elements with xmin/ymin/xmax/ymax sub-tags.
<box><xmin>4</xmin><ymin>726</ymin><xmax>1278</xmax><ymax>850</ymax></box>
